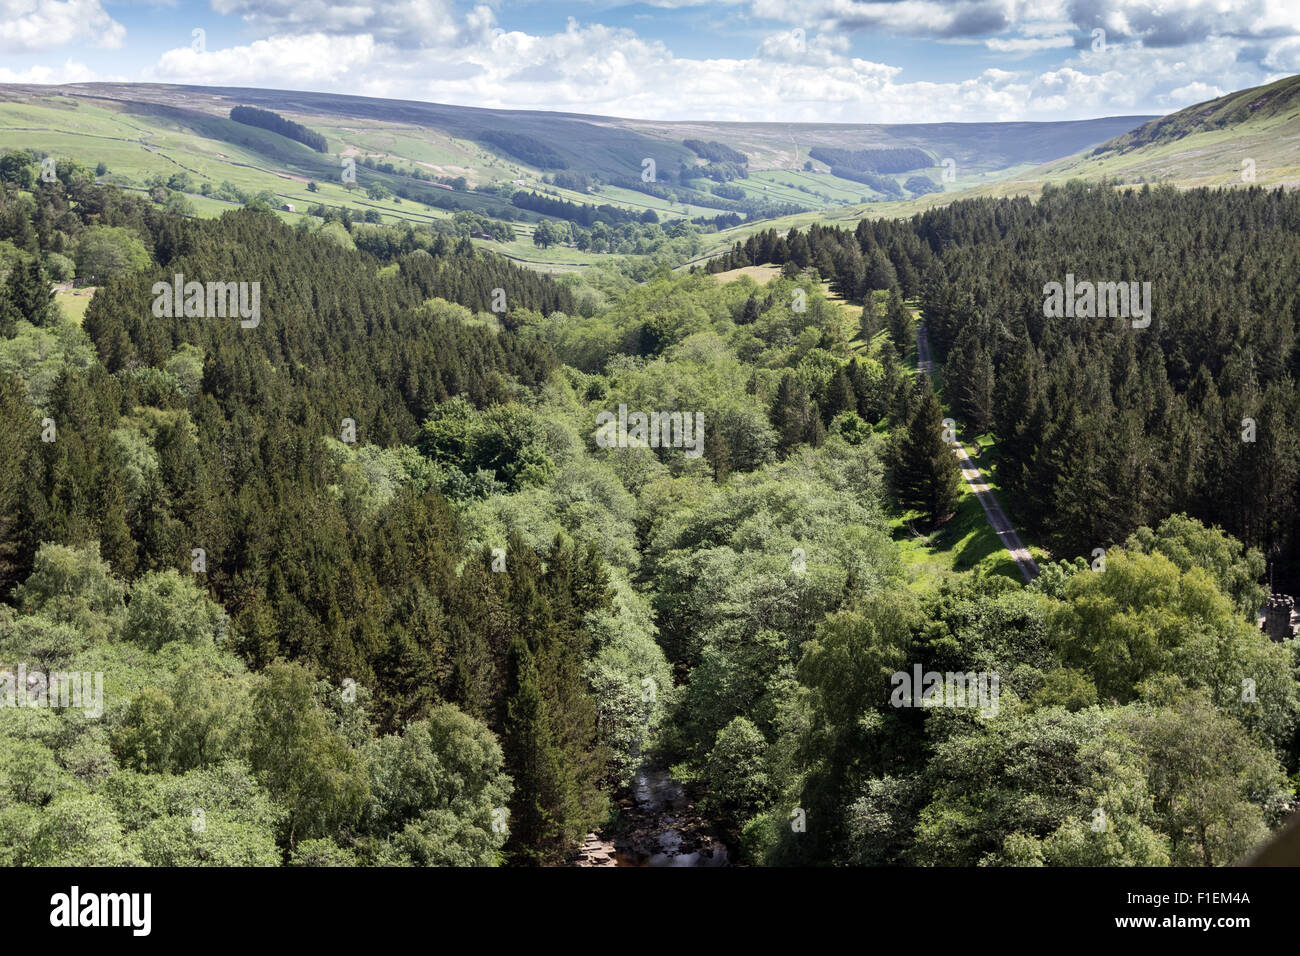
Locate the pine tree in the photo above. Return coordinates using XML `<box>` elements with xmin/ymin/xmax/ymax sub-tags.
<box><xmin>859</xmin><ymin>299</ymin><xmax>881</xmax><ymax>342</ymax></box>
<box><xmin>98</xmin><ymin>476</ymin><xmax>136</xmax><ymax>580</ymax></box>
<box><xmin>770</xmin><ymin>372</ymin><xmax>821</xmax><ymax>455</ymax></box>
<box><xmin>705</xmin><ymin>426</ymin><xmax>733</xmax><ymax>481</ymax></box>
<box><xmin>502</xmin><ymin>636</ymin><xmax>561</xmax><ymax>865</ymax></box>
<box><xmin>876</xmin><ymin>339</ymin><xmax>909</xmax><ymax>425</ymax></box>
<box><xmin>822</xmin><ymin>366</ymin><xmax>855</xmax><ymax>425</ymax></box>
<box><xmin>847</xmin><ymin>357</ymin><xmax>872</xmax><ymax>419</ymax></box>
<box><xmin>948</xmin><ymin>327</ymin><xmax>995</xmax><ymax>434</ymax></box>
<box><xmin>862</xmin><ymin>247</ymin><xmax>898</xmax><ymax>295</ymax></box>
<box><xmin>894</xmin><ymin>377</ymin><xmax>962</xmax><ymax>526</ymax></box>
<box><xmin>4</xmin><ymin>258</ymin><xmax>55</xmax><ymax>327</ymax></box>
<box><xmin>0</xmin><ymin>375</ymin><xmax>32</xmax><ymax>592</ymax></box>
<box><xmin>884</xmin><ymin>290</ymin><xmax>913</xmax><ymax>352</ymax></box>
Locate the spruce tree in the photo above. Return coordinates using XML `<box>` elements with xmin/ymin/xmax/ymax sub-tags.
<box><xmin>847</xmin><ymin>357</ymin><xmax>872</xmax><ymax>419</ymax></box>
<box><xmin>502</xmin><ymin>636</ymin><xmax>559</xmax><ymax>866</ymax></box>
<box><xmin>948</xmin><ymin>327</ymin><xmax>995</xmax><ymax>434</ymax></box>
<box><xmin>770</xmin><ymin>372</ymin><xmax>821</xmax><ymax>454</ymax></box>
<box><xmin>859</xmin><ymin>299</ymin><xmax>881</xmax><ymax>342</ymax></box>
<box><xmin>894</xmin><ymin>377</ymin><xmax>963</xmax><ymax>525</ymax></box>
<box><xmin>884</xmin><ymin>290</ymin><xmax>913</xmax><ymax>352</ymax></box>
<box><xmin>4</xmin><ymin>258</ymin><xmax>55</xmax><ymax>327</ymax></box>
<box><xmin>822</xmin><ymin>366</ymin><xmax>855</xmax><ymax>425</ymax></box>
<box><xmin>0</xmin><ymin>375</ymin><xmax>31</xmax><ymax>592</ymax></box>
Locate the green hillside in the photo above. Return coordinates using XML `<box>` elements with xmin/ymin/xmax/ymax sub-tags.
<box><xmin>0</xmin><ymin>82</ymin><xmax>1153</xmax><ymax>265</ymax></box>
<box><xmin>997</xmin><ymin>73</ymin><xmax>1300</xmax><ymax>191</ymax></box>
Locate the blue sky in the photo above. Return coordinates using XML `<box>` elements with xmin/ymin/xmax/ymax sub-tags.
<box><xmin>1</xmin><ymin>1</ymin><xmax>1298</xmax><ymax>122</ymax></box>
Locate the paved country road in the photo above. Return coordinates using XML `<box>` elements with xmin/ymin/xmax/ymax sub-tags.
<box><xmin>917</xmin><ymin>323</ymin><xmax>1041</xmax><ymax>583</ymax></box>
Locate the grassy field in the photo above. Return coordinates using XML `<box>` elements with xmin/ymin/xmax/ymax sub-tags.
<box><xmin>889</xmin><ymin>427</ymin><xmax>1051</xmax><ymax>588</ymax></box>
<box><xmin>54</xmin><ymin>287</ymin><xmax>96</xmax><ymax>324</ymax></box>
<box><xmin>891</xmin><ymin>492</ymin><xmax>1021</xmax><ymax>587</ymax></box>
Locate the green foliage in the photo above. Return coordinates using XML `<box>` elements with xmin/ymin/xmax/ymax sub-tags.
<box><xmin>2</xmin><ymin>258</ymin><xmax>56</xmax><ymax>329</ymax></box>
<box><xmin>247</xmin><ymin>662</ymin><xmax>370</xmax><ymax>848</ymax></box>
<box><xmin>893</xmin><ymin>377</ymin><xmax>963</xmax><ymax>526</ymax></box>
<box><xmin>702</xmin><ymin>717</ymin><xmax>771</xmax><ymax>832</ymax></box>
<box><xmin>1052</xmin><ymin>548</ymin><xmax>1298</xmax><ymax>747</ymax></box>
<box><xmin>913</xmin><ymin>707</ymin><xmax>1172</xmax><ymax>867</ymax></box>
<box><xmin>127</xmin><ymin>761</ymin><xmax>285</xmax><ymax>866</ymax></box>
<box><xmin>74</xmin><ymin>226</ymin><xmax>151</xmax><ymax>284</ymax></box>
<box><xmin>15</xmin><ymin>542</ymin><xmax>125</xmax><ymax>637</ymax></box>
<box><xmin>418</xmin><ymin>397</ymin><xmax>555</xmax><ymax>493</ymax></box>
<box><xmin>1125</xmin><ymin>513</ymin><xmax>1268</xmax><ymax>618</ymax></box>
<box><xmin>0</xmin><ymin>317</ymin><xmax>96</xmax><ymax>405</ymax></box>
<box><xmin>499</xmin><ymin>540</ymin><xmax>612</xmax><ymax>865</ymax></box>
<box><xmin>28</xmin><ymin>792</ymin><xmax>146</xmax><ymax>866</ymax></box>
<box><xmin>289</xmin><ymin>838</ymin><xmax>357</xmax><ymax>866</ymax></box>
<box><xmin>44</xmin><ymin>253</ymin><xmax>75</xmax><ymax>284</ymax></box>
<box><xmin>364</xmin><ymin>705</ymin><xmax>512</xmax><ymax>866</ymax></box>
<box><xmin>125</xmin><ymin>569</ymin><xmax>231</xmax><ymax>652</ymax></box>
<box><xmin>1</xmin><ymin>171</ymin><xmax>1295</xmax><ymax>872</ymax></box>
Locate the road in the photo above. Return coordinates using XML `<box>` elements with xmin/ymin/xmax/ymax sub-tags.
<box><xmin>917</xmin><ymin>323</ymin><xmax>1040</xmax><ymax>583</ymax></box>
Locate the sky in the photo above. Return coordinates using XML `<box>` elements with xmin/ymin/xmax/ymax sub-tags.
<box><xmin>0</xmin><ymin>0</ymin><xmax>1297</xmax><ymax>123</ymax></box>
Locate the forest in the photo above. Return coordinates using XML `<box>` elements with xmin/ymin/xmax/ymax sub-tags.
<box><xmin>228</xmin><ymin>107</ymin><xmax>329</xmax><ymax>154</ymax></box>
<box><xmin>708</xmin><ymin>183</ymin><xmax>1300</xmax><ymax>579</ymax></box>
<box><xmin>807</xmin><ymin>147</ymin><xmax>934</xmax><ymax>174</ymax></box>
<box><xmin>0</xmin><ymin>152</ymin><xmax>1296</xmax><ymax>867</ymax></box>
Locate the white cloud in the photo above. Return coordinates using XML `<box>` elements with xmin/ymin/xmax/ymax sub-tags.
<box><xmin>749</xmin><ymin>0</ymin><xmax>1032</xmax><ymax>37</ymax></box>
<box><xmin>756</xmin><ymin>28</ymin><xmax>851</xmax><ymax>64</ymax></box>
<box><xmin>0</xmin><ymin>0</ymin><xmax>125</xmax><ymax>54</ymax></box>
<box><xmin>136</xmin><ymin>4</ymin><xmax>1297</xmax><ymax>123</ymax></box>
<box><xmin>1263</xmin><ymin>36</ymin><xmax>1300</xmax><ymax>71</ymax></box>
<box><xmin>746</xmin><ymin>0</ymin><xmax>1300</xmax><ymax>45</ymax></box>
<box><xmin>984</xmin><ymin>35</ymin><xmax>1075</xmax><ymax>52</ymax></box>
<box><xmin>1164</xmin><ymin>81</ymin><xmax>1226</xmax><ymax>106</ymax></box>
<box><xmin>210</xmin><ymin>0</ymin><xmax>468</xmax><ymax>48</ymax></box>
<box><xmin>151</xmin><ymin>33</ymin><xmax>379</xmax><ymax>90</ymax></box>
<box><xmin>0</xmin><ymin>58</ymin><xmax>100</xmax><ymax>83</ymax></box>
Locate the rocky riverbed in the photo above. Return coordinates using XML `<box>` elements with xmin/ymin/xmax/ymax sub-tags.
<box><xmin>571</xmin><ymin>766</ymin><xmax>729</xmax><ymax>867</ymax></box>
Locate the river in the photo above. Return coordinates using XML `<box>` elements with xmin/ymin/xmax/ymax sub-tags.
<box><xmin>611</xmin><ymin>766</ymin><xmax>730</xmax><ymax>867</ymax></box>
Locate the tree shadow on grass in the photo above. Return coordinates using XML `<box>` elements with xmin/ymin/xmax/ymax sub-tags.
<box><xmin>890</xmin><ymin>490</ymin><xmax>1024</xmax><ymax>583</ymax></box>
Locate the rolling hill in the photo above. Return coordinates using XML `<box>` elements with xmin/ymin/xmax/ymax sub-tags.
<box><xmin>0</xmin><ymin>81</ymin><xmax>1153</xmax><ymax>272</ymax></box>
<box><xmin>1037</xmin><ymin>72</ymin><xmax>1300</xmax><ymax>189</ymax></box>
<box><xmin>688</xmin><ymin>73</ymin><xmax>1300</xmax><ymax>262</ymax></box>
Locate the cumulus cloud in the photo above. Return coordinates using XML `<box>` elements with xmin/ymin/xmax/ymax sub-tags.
<box><xmin>756</xmin><ymin>28</ymin><xmax>851</xmax><ymax>64</ymax></box>
<box><xmin>138</xmin><ymin>16</ymin><xmax>1114</xmax><ymax>122</ymax></box>
<box><xmin>131</xmin><ymin>1</ymin><xmax>1298</xmax><ymax>122</ymax></box>
<box><xmin>0</xmin><ymin>57</ymin><xmax>101</xmax><ymax>83</ymax></box>
<box><xmin>746</xmin><ymin>0</ymin><xmax>1300</xmax><ymax>75</ymax></box>
<box><xmin>747</xmin><ymin>0</ymin><xmax>1298</xmax><ymax>43</ymax></box>
<box><xmin>984</xmin><ymin>34</ymin><xmax>1075</xmax><ymax>53</ymax></box>
<box><xmin>210</xmin><ymin>0</ymin><xmax>474</xmax><ymax>49</ymax></box>
<box><xmin>0</xmin><ymin>0</ymin><xmax>125</xmax><ymax>54</ymax></box>
<box><xmin>749</xmin><ymin>0</ymin><xmax>1028</xmax><ymax>37</ymax></box>
<box><xmin>1164</xmin><ymin>81</ymin><xmax>1226</xmax><ymax>105</ymax></box>
<box><xmin>151</xmin><ymin>32</ymin><xmax>381</xmax><ymax>90</ymax></box>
